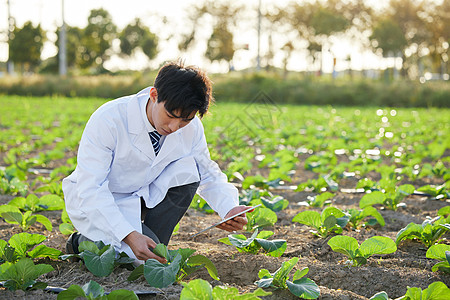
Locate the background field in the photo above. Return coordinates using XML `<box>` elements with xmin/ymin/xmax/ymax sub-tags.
<box><xmin>0</xmin><ymin>96</ymin><xmax>449</xmax><ymax>299</ymax></box>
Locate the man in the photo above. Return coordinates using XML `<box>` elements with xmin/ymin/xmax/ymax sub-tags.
<box><xmin>62</xmin><ymin>61</ymin><xmax>251</xmax><ymax>264</ymax></box>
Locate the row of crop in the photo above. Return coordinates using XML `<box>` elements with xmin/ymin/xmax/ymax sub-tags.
<box><xmin>1</xmin><ymin>181</ymin><xmax>450</xmax><ymax>297</ymax></box>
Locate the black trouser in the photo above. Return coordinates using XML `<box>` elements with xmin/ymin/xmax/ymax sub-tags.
<box><xmin>72</xmin><ymin>181</ymin><xmax>199</xmax><ymax>251</ymax></box>
<box><xmin>141</xmin><ymin>181</ymin><xmax>199</xmax><ymax>245</ymax></box>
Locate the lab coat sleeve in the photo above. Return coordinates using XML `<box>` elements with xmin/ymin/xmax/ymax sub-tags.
<box><xmin>74</xmin><ymin>114</ymin><xmax>136</xmax><ymax>247</ymax></box>
<box><xmin>193</xmin><ymin>120</ymin><xmax>239</xmax><ymax>218</ymax></box>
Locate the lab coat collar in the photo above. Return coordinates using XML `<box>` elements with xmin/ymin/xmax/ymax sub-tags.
<box><xmin>127</xmin><ymin>87</ymin><xmax>181</xmax><ymax>162</ymax></box>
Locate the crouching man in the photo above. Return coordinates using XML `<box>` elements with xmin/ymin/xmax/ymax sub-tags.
<box><xmin>62</xmin><ymin>61</ymin><xmax>251</xmax><ymax>263</ymax></box>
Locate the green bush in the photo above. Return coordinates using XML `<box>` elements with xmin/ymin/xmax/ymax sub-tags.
<box><xmin>0</xmin><ymin>72</ymin><xmax>448</xmax><ymax>108</ymax></box>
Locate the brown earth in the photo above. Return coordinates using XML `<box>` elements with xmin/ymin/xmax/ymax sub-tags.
<box><xmin>1</xmin><ymin>177</ymin><xmax>449</xmax><ymax>300</ymax></box>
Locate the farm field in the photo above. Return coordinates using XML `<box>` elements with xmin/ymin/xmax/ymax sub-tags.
<box><xmin>0</xmin><ymin>95</ymin><xmax>449</xmax><ymax>299</ymax></box>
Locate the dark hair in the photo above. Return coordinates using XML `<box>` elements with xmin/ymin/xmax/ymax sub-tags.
<box><xmin>153</xmin><ymin>61</ymin><xmax>213</xmax><ymax>118</ymax></box>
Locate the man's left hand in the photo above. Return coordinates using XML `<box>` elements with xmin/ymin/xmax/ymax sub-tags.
<box><xmin>216</xmin><ymin>205</ymin><xmax>253</xmax><ymax>232</ymax></box>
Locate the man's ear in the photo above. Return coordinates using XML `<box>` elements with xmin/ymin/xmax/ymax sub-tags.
<box><xmin>149</xmin><ymin>87</ymin><xmax>158</xmax><ymax>103</ymax></box>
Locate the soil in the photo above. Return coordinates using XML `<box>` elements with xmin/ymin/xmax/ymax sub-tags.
<box><xmin>0</xmin><ymin>155</ymin><xmax>449</xmax><ymax>299</ymax></box>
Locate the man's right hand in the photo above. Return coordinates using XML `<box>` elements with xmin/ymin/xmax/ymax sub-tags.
<box><xmin>123</xmin><ymin>231</ymin><xmax>167</xmax><ymax>264</ymax></box>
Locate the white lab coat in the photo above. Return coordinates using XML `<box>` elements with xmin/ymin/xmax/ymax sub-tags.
<box><xmin>62</xmin><ymin>87</ymin><xmax>238</xmax><ymax>258</ymax></box>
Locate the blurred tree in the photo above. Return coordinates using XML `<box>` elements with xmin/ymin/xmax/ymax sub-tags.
<box><xmin>119</xmin><ymin>18</ymin><xmax>158</xmax><ymax>61</ymax></box>
<box><xmin>287</xmin><ymin>0</ymin><xmax>370</xmax><ymax>75</ymax></box>
<box><xmin>205</xmin><ymin>21</ymin><xmax>234</xmax><ymax>67</ymax></box>
<box><xmin>9</xmin><ymin>21</ymin><xmax>45</xmax><ymax>73</ymax></box>
<box><xmin>182</xmin><ymin>1</ymin><xmax>244</xmax><ymax>70</ymax></box>
<box><xmin>79</xmin><ymin>8</ymin><xmax>117</xmax><ymax>71</ymax></box>
<box><xmin>424</xmin><ymin>0</ymin><xmax>450</xmax><ymax>76</ymax></box>
<box><xmin>385</xmin><ymin>0</ymin><xmax>429</xmax><ymax>78</ymax></box>
<box><xmin>370</xmin><ymin>18</ymin><xmax>407</xmax><ymax>57</ymax></box>
<box><xmin>41</xmin><ymin>26</ymin><xmax>84</xmax><ymax>74</ymax></box>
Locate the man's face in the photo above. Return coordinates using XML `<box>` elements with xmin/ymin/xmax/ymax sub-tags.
<box><xmin>148</xmin><ymin>100</ymin><xmax>197</xmax><ymax>136</ymax></box>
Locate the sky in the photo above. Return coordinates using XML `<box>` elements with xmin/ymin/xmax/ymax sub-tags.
<box><xmin>0</xmin><ymin>0</ymin><xmax>407</xmax><ymax>73</ymax></box>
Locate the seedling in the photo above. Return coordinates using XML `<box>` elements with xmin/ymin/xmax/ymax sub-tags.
<box><xmin>180</xmin><ymin>278</ymin><xmax>271</xmax><ymax>299</ymax></box>
<box><xmin>426</xmin><ymin>244</ymin><xmax>450</xmax><ymax>274</ymax></box>
<box><xmin>328</xmin><ymin>235</ymin><xmax>397</xmax><ymax>266</ymax></box>
<box><xmin>0</xmin><ymin>258</ymin><xmax>53</xmax><ymax>291</ymax></box>
<box><xmin>346</xmin><ymin>206</ymin><xmax>385</xmax><ymax>229</ymax></box>
<box><xmin>395</xmin><ymin>214</ymin><xmax>450</xmax><ymax>248</ymax></box>
<box><xmin>417</xmin><ymin>184</ymin><xmax>449</xmax><ymax>200</ymax></box>
<box><xmin>0</xmin><ymin>204</ymin><xmax>52</xmax><ymax>231</ymax></box>
<box><xmin>399</xmin><ymin>281</ymin><xmax>450</xmax><ymax>299</ymax></box>
<box><xmin>303</xmin><ymin>192</ymin><xmax>334</xmax><ymax>208</ymax></box>
<box><xmin>218</xmin><ymin>229</ymin><xmax>287</xmax><ymax>257</ymax></box>
<box><xmin>57</xmin><ymin>280</ymin><xmax>138</xmax><ymax>300</ymax></box>
<box><xmin>0</xmin><ymin>232</ymin><xmax>62</xmax><ymax>263</ymax></box>
<box><xmin>292</xmin><ymin>206</ymin><xmax>349</xmax><ymax>238</ymax></box>
<box><xmin>246</xmin><ymin>207</ymin><xmax>278</xmax><ymax>231</ymax></box>
<box><xmin>255</xmin><ymin>257</ymin><xmax>320</xmax><ymax>299</ymax></box>
<box><xmin>60</xmin><ymin>241</ymin><xmax>135</xmax><ymax>277</ymax></box>
<box><xmin>8</xmin><ymin>193</ymin><xmax>64</xmax><ymax>212</ymax></box>
<box><xmin>296</xmin><ymin>175</ymin><xmax>337</xmax><ymax>193</ymax></box>
<box><xmin>127</xmin><ymin>244</ymin><xmax>219</xmax><ymax>288</ymax></box>
<box><xmin>59</xmin><ymin>208</ymin><xmax>75</xmax><ymax>235</ymax></box>
<box><xmin>359</xmin><ymin>183</ymin><xmax>415</xmax><ymax>210</ymax></box>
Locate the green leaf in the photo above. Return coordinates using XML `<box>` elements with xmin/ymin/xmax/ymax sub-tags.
<box><xmin>431</xmin><ymin>261</ymin><xmax>450</xmax><ymax>273</ymax></box>
<box><xmin>397</xmin><ymin>184</ymin><xmax>415</xmax><ymax>196</ymax></box>
<box><xmin>321</xmin><ymin>206</ymin><xmax>345</xmax><ymax>222</ymax></box>
<box><xmin>272</xmin><ymin>257</ymin><xmax>298</xmax><ymax>288</ymax></box>
<box><xmin>7</xmin><ymin>197</ymin><xmax>27</xmax><ymax>210</ymax></box>
<box><xmin>57</xmin><ymin>284</ymin><xmax>87</xmax><ymax>299</ymax></box>
<box><xmin>0</xmin><ymin>204</ymin><xmax>23</xmax><ymax>224</ymax></box>
<box><xmin>107</xmin><ymin>289</ymin><xmax>139</xmax><ymax>300</ymax></box>
<box><xmin>37</xmin><ymin>194</ymin><xmax>64</xmax><ymax>210</ymax></box>
<box><xmin>255</xmin><ymin>238</ymin><xmax>287</xmax><ymax>257</ymax></box>
<box><xmin>9</xmin><ymin>233</ymin><xmax>46</xmax><ymax>257</ymax></box>
<box><xmin>79</xmin><ymin>241</ymin><xmax>101</xmax><ymax>255</ymax></box>
<box><xmin>81</xmin><ymin>246</ymin><xmax>116</xmax><ymax>277</ymax></box>
<box><xmin>426</xmin><ymin>244</ymin><xmax>450</xmax><ymax>260</ymax></box>
<box><xmin>257</xmin><ymin>268</ymin><xmax>271</xmax><ymax>279</ymax></box>
<box><xmin>247</xmin><ymin>207</ymin><xmax>277</xmax><ymax>230</ymax></box>
<box><xmin>256</xmin><ymin>230</ymin><xmax>274</xmax><ymax>239</ymax></box>
<box><xmin>286</xmin><ymin>278</ymin><xmax>320</xmax><ymax>299</ymax></box>
<box><xmin>359</xmin><ymin>236</ymin><xmax>397</xmax><ymax>258</ymax></box>
<box><xmin>187</xmin><ymin>254</ymin><xmax>219</xmax><ymax>280</ymax></box>
<box><xmin>362</xmin><ymin>206</ymin><xmax>385</xmax><ymax>226</ymax></box>
<box><xmin>292</xmin><ymin>211</ymin><xmax>321</xmax><ymax>229</ymax></box>
<box><xmin>180</xmin><ymin>279</ymin><xmax>213</xmax><ymax>300</ymax></box>
<box><xmin>82</xmin><ymin>280</ymin><xmax>105</xmax><ymax>298</ymax></box>
<box><xmin>369</xmin><ymin>291</ymin><xmax>389</xmax><ymax>300</ymax></box>
<box><xmin>212</xmin><ymin>286</ymin><xmax>271</xmax><ymax>299</ymax></box>
<box><xmin>422</xmin><ymin>281</ymin><xmax>450</xmax><ymax>300</ymax></box>
<box><xmin>260</xmin><ymin>196</ymin><xmax>288</xmax><ymax>212</ymax></box>
<box><xmin>0</xmin><ymin>242</ymin><xmax>17</xmax><ymax>262</ymax></box>
<box><xmin>27</xmin><ymin>244</ymin><xmax>62</xmax><ymax>259</ymax></box>
<box><xmin>0</xmin><ymin>258</ymin><xmax>53</xmax><ymax>290</ymax></box>
<box><xmin>34</xmin><ymin>214</ymin><xmax>53</xmax><ymax>231</ymax></box>
<box><xmin>359</xmin><ymin>191</ymin><xmax>386</xmax><ymax>209</ymax></box>
<box><xmin>404</xmin><ymin>287</ymin><xmax>422</xmax><ymax>299</ymax></box>
<box><xmin>143</xmin><ymin>254</ymin><xmax>182</xmax><ymax>288</ymax></box>
<box><xmin>293</xmin><ymin>267</ymin><xmax>309</xmax><ymax>281</ymax></box>
<box><xmin>59</xmin><ymin>222</ymin><xmax>75</xmax><ymax>235</ymax></box>
<box><xmin>323</xmin><ymin>215</ymin><xmax>337</xmax><ymax>229</ymax></box>
<box><xmin>228</xmin><ymin>230</ymin><xmax>259</xmax><ymax>249</ymax></box>
<box><xmin>153</xmin><ymin>243</ymin><xmax>170</xmax><ymax>260</ymax></box>
<box><xmin>255</xmin><ymin>277</ymin><xmax>273</xmax><ymax>288</ymax></box>
<box><xmin>328</xmin><ymin>235</ymin><xmax>359</xmax><ymax>260</ymax></box>
<box><xmin>395</xmin><ymin>222</ymin><xmax>422</xmax><ymax>245</ymax></box>
<box><xmin>217</xmin><ymin>237</ymin><xmax>233</xmax><ymax>246</ymax></box>
<box><xmin>127</xmin><ymin>264</ymin><xmax>144</xmax><ymax>281</ymax></box>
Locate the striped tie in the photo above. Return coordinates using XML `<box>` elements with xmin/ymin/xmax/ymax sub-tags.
<box><xmin>149</xmin><ymin>131</ymin><xmax>162</xmax><ymax>156</ymax></box>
